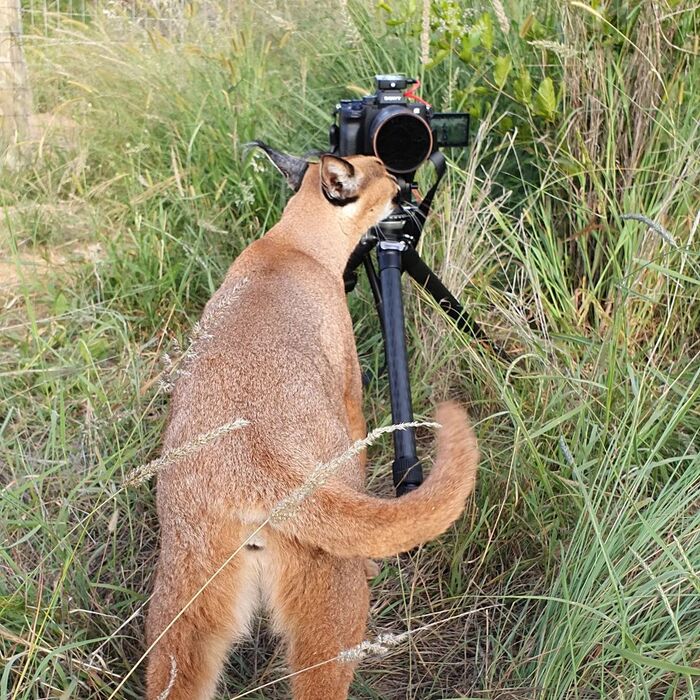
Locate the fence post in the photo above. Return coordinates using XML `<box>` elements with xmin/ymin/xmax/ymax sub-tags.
<box><xmin>0</xmin><ymin>0</ymin><xmax>33</xmax><ymax>167</ymax></box>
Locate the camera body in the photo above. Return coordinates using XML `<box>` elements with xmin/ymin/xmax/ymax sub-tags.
<box><xmin>329</xmin><ymin>74</ymin><xmax>469</xmax><ymax>178</ymax></box>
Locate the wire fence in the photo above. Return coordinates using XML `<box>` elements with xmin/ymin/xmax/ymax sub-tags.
<box><xmin>2</xmin><ymin>1</ymin><xmax>33</xmax><ymax>164</ymax></box>
<box><xmin>18</xmin><ymin>0</ymin><xmax>208</xmax><ymax>39</ymax></box>
<box><xmin>1</xmin><ymin>1</ymin><xmax>231</xmax><ymax>161</ymax></box>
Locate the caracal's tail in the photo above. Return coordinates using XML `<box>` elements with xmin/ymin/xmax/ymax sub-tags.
<box><xmin>273</xmin><ymin>402</ymin><xmax>479</xmax><ymax>558</ymax></box>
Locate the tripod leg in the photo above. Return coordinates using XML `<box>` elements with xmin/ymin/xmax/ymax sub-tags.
<box><xmin>363</xmin><ymin>255</ymin><xmax>384</xmax><ymax>332</ymax></box>
<box><xmin>343</xmin><ymin>234</ymin><xmax>377</xmax><ymax>293</ymax></box>
<box><xmin>375</xmin><ymin>242</ymin><xmax>423</xmax><ymax>496</ymax></box>
<box><xmin>402</xmin><ymin>248</ymin><xmax>508</xmax><ymax>358</ymax></box>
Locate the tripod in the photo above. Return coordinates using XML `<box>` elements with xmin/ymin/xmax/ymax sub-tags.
<box><xmin>343</xmin><ymin>153</ymin><xmax>501</xmax><ymax>497</ymax></box>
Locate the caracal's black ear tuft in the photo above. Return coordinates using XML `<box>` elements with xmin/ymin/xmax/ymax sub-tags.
<box><xmin>243</xmin><ymin>140</ymin><xmax>309</xmax><ymax>191</ymax></box>
<box><xmin>319</xmin><ymin>154</ymin><xmax>362</xmax><ymax>205</ymax></box>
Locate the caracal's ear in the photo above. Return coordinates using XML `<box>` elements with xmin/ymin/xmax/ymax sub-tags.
<box><xmin>319</xmin><ymin>154</ymin><xmax>362</xmax><ymax>204</ymax></box>
<box><xmin>244</xmin><ymin>140</ymin><xmax>309</xmax><ymax>191</ymax></box>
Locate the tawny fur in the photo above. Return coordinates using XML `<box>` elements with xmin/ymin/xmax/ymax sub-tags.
<box><xmin>145</xmin><ymin>154</ymin><xmax>479</xmax><ymax>700</ymax></box>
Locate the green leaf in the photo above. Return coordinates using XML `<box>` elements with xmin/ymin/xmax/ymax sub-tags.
<box><xmin>493</xmin><ymin>55</ymin><xmax>512</xmax><ymax>88</ymax></box>
<box><xmin>533</xmin><ymin>76</ymin><xmax>557</xmax><ymax>119</ymax></box>
<box><xmin>605</xmin><ymin>645</ymin><xmax>700</xmax><ymax>677</ymax></box>
<box><xmin>427</xmin><ymin>47</ymin><xmax>450</xmax><ymax>70</ymax></box>
<box><xmin>468</xmin><ymin>27</ymin><xmax>482</xmax><ymax>49</ymax></box>
<box><xmin>458</xmin><ymin>36</ymin><xmax>472</xmax><ymax>63</ymax></box>
<box><xmin>514</xmin><ymin>68</ymin><xmax>532</xmax><ymax>104</ymax></box>
<box><xmin>53</xmin><ymin>292</ymin><xmax>69</xmax><ymax>316</ymax></box>
<box><xmin>460</xmin><ymin>13</ymin><xmax>493</xmax><ymax>64</ymax></box>
<box><xmin>500</xmin><ymin>115</ymin><xmax>514</xmax><ymax>130</ymax></box>
<box><xmin>479</xmin><ymin>12</ymin><xmax>494</xmax><ymax>51</ymax></box>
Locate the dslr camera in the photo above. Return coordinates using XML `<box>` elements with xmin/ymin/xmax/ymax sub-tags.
<box><xmin>329</xmin><ymin>74</ymin><xmax>469</xmax><ymax>178</ymax></box>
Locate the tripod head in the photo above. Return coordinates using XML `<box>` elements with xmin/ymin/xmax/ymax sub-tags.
<box><xmin>343</xmin><ymin>150</ymin><xmax>446</xmax><ymax>291</ymax></box>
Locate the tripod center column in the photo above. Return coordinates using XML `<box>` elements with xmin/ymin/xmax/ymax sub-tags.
<box><xmin>375</xmin><ymin>238</ymin><xmax>424</xmax><ymax>496</ymax></box>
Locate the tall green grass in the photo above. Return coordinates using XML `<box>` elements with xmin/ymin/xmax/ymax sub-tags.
<box><xmin>1</xmin><ymin>1</ymin><xmax>698</xmax><ymax>698</ymax></box>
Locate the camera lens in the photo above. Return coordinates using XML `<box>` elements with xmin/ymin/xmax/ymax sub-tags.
<box><xmin>370</xmin><ymin>107</ymin><xmax>433</xmax><ymax>173</ymax></box>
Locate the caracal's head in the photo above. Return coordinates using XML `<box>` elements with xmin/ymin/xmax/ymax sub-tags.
<box><xmin>315</xmin><ymin>153</ymin><xmax>400</xmax><ymax>235</ymax></box>
<box><xmin>245</xmin><ymin>141</ymin><xmax>400</xmax><ymax>240</ymax></box>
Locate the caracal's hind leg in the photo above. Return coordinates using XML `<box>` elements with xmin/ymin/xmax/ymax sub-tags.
<box><xmin>145</xmin><ymin>519</ymin><xmax>259</xmax><ymax>700</ymax></box>
<box><xmin>267</xmin><ymin>539</ymin><xmax>369</xmax><ymax>700</ymax></box>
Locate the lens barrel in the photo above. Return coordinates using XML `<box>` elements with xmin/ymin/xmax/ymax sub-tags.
<box><xmin>370</xmin><ymin>106</ymin><xmax>433</xmax><ymax>173</ymax></box>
